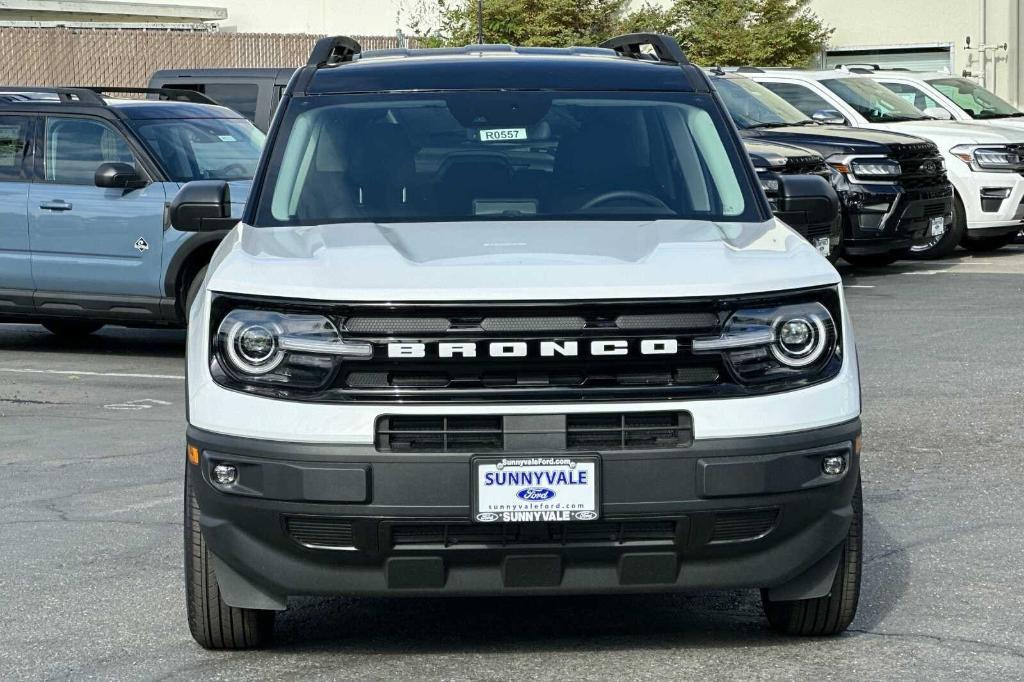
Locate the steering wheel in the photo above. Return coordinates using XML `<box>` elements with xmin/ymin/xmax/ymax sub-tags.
<box><xmin>581</xmin><ymin>191</ymin><xmax>672</xmax><ymax>211</ymax></box>
<box><xmin>218</xmin><ymin>163</ymin><xmax>249</xmax><ymax>178</ymax></box>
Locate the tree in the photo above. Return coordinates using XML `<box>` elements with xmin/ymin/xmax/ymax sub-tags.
<box><xmin>409</xmin><ymin>0</ymin><xmax>632</xmax><ymax>47</ymax></box>
<box><xmin>627</xmin><ymin>0</ymin><xmax>833</xmax><ymax>68</ymax></box>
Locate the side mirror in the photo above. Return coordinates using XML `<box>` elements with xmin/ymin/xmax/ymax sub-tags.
<box><xmin>773</xmin><ymin>174</ymin><xmax>840</xmax><ymax>239</ymax></box>
<box><xmin>169</xmin><ymin>180</ymin><xmax>237</xmax><ymax>232</ymax></box>
<box><xmin>95</xmin><ymin>162</ymin><xmax>146</xmax><ymax>189</ymax></box>
<box><xmin>922</xmin><ymin>106</ymin><xmax>954</xmax><ymax>120</ymax></box>
<box><xmin>811</xmin><ymin>109</ymin><xmax>847</xmax><ymax>125</ymax></box>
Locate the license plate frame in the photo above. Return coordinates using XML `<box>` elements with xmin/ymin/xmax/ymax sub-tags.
<box><xmin>471</xmin><ymin>455</ymin><xmax>600</xmax><ymax>523</ymax></box>
<box><xmin>929</xmin><ymin>216</ymin><xmax>946</xmax><ymax>237</ymax></box>
<box><xmin>813</xmin><ymin>236</ymin><xmax>831</xmax><ymax>257</ymax></box>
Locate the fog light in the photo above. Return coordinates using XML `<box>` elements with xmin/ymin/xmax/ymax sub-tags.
<box><xmin>822</xmin><ymin>455</ymin><xmax>846</xmax><ymax>477</ymax></box>
<box><xmin>212</xmin><ymin>464</ymin><xmax>238</xmax><ymax>486</ymax></box>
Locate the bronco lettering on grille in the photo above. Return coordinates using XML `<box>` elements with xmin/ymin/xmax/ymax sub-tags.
<box><xmin>386</xmin><ymin>340</ymin><xmax>682</xmax><ymax>358</ymax></box>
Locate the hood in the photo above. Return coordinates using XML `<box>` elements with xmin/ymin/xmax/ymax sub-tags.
<box><xmin>206</xmin><ymin>219</ymin><xmax>839</xmax><ymax>302</ymax></box>
<box><xmin>868</xmin><ymin>119</ymin><xmax>1024</xmax><ymax>145</ymax></box>
<box><xmin>744</xmin><ymin>124</ymin><xmax>933</xmax><ymax>156</ymax></box>
<box><xmin>744</xmin><ymin>140</ymin><xmax>822</xmax><ymax>169</ymax></box>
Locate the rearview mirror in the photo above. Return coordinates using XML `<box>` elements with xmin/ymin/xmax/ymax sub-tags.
<box><xmin>922</xmin><ymin>106</ymin><xmax>954</xmax><ymax>120</ymax></box>
<box><xmin>811</xmin><ymin>109</ymin><xmax>847</xmax><ymax>125</ymax></box>
<box><xmin>95</xmin><ymin>162</ymin><xmax>146</xmax><ymax>189</ymax></box>
<box><xmin>773</xmin><ymin>175</ymin><xmax>840</xmax><ymax>238</ymax></box>
<box><xmin>169</xmin><ymin>180</ymin><xmax>237</xmax><ymax>232</ymax></box>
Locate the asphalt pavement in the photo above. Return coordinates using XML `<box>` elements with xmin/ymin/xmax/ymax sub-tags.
<box><xmin>1</xmin><ymin>246</ymin><xmax>1023</xmax><ymax>681</ymax></box>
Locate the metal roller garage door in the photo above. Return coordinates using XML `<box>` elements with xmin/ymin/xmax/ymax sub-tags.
<box><xmin>824</xmin><ymin>45</ymin><xmax>954</xmax><ymax>73</ymax></box>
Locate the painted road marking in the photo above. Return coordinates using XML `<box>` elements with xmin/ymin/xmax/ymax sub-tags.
<box><xmin>0</xmin><ymin>368</ymin><xmax>184</xmax><ymax>380</ymax></box>
<box><xmin>103</xmin><ymin>399</ymin><xmax>173</xmax><ymax>411</ymax></box>
<box><xmin>845</xmin><ymin>285</ymin><xmax>876</xmax><ymax>289</ymax></box>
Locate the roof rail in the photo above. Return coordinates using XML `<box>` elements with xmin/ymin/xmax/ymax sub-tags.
<box><xmin>736</xmin><ymin>66</ymin><xmax>765</xmax><ymax>73</ymax></box>
<box><xmin>307</xmin><ymin>35</ymin><xmax>362</xmax><ymax>67</ymax></box>
<box><xmin>0</xmin><ymin>86</ymin><xmax>105</xmax><ymax>104</ymax></box>
<box><xmin>599</xmin><ymin>33</ymin><xmax>690</xmax><ymax>65</ymax></box>
<box><xmin>84</xmin><ymin>86</ymin><xmax>219</xmax><ymax>105</ymax></box>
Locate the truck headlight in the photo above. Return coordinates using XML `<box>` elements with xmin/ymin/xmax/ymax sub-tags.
<box><xmin>951</xmin><ymin>144</ymin><xmax>1024</xmax><ymax>172</ymax></box>
<box><xmin>214</xmin><ymin>307</ymin><xmax>371</xmax><ymax>389</ymax></box>
<box><xmin>692</xmin><ymin>300</ymin><xmax>840</xmax><ymax>383</ymax></box>
<box><xmin>828</xmin><ymin>154</ymin><xmax>901</xmax><ymax>181</ymax></box>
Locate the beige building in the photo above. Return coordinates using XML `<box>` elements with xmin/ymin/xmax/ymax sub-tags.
<box><xmin>809</xmin><ymin>0</ymin><xmax>1024</xmax><ymax>105</ymax></box>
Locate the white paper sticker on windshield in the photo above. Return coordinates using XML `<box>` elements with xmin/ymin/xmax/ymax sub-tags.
<box><xmin>218</xmin><ymin>135</ymin><xmax>238</xmax><ymax>142</ymax></box>
<box><xmin>480</xmin><ymin>128</ymin><xmax>528</xmax><ymax>142</ymax></box>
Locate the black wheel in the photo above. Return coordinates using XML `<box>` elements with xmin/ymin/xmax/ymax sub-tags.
<box><xmin>961</xmin><ymin>232</ymin><xmax>1016</xmax><ymax>252</ymax></box>
<box><xmin>41</xmin><ymin>320</ymin><xmax>104</xmax><ymax>337</ymax></box>
<box><xmin>761</xmin><ymin>477</ymin><xmax>862</xmax><ymax>636</ymax></box>
<box><xmin>185</xmin><ymin>467</ymin><xmax>274</xmax><ymax>649</ymax></box>
<box><xmin>907</xmin><ymin>194</ymin><xmax>966</xmax><ymax>260</ymax></box>
<box><xmin>841</xmin><ymin>250</ymin><xmax>904</xmax><ymax>268</ymax></box>
<box><xmin>184</xmin><ymin>266</ymin><xmax>207</xmax><ymax>321</ymax></box>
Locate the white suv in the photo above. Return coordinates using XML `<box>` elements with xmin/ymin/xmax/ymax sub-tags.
<box><xmin>170</xmin><ymin>35</ymin><xmax>864</xmax><ymax>649</ymax></box>
<box><xmin>748</xmin><ymin>69</ymin><xmax>1024</xmax><ymax>254</ymax></box>
<box><xmin>867</xmin><ymin>70</ymin><xmax>1024</xmax><ymax>129</ymax></box>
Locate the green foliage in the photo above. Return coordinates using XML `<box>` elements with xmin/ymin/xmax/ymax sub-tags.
<box><xmin>409</xmin><ymin>0</ymin><xmax>631</xmax><ymax>47</ymax></box>
<box><xmin>669</xmin><ymin>0</ymin><xmax>834</xmax><ymax>67</ymax></box>
<box><xmin>407</xmin><ymin>0</ymin><xmax>833</xmax><ymax>68</ymax></box>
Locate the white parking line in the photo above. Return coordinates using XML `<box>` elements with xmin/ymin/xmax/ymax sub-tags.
<box><xmin>0</xmin><ymin>367</ymin><xmax>184</xmax><ymax>381</ymax></box>
<box><xmin>845</xmin><ymin>285</ymin><xmax>876</xmax><ymax>289</ymax></box>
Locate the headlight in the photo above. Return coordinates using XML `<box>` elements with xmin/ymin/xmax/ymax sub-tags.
<box><xmin>692</xmin><ymin>301</ymin><xmax>840</xmax><ymax>383</ymax></box>
<box><xmin>756</xmin><ymin>170</ymin><xmax>781</xmax><ymax>195</ymax></box>
<box><xmin>214</xmin><ymin>308</ymin><xmax>370</xmax><ymax>389</ymax></box>
<box><xmin>951</xmin><ymin>144</ymin><xmax>1024</xmax><ymax>172</ymax></box>
<box><xmin>827</xmin><ymin>154</ymin><xmax>901</xmax><ymax>181</ymax></box>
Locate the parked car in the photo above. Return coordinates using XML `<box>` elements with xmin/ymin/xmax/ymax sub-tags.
<box><xmin>746</xmin><ymin>69</ymin><xmax>1024</xmax><ymax>253</ymax></box>
<box><xmin>859</xmin><ymin>68</ymin><xmax>1024</xmax><ymax>129</ymax></box>
<box><xmin>0</xmin><ymin>86</ymin><xmax>264</xmax><ymax>337</ymax></box>
<box><xmin>148</xmin><ymin>68</ymin><xmax>294</xmax><ymax>131</ymax></box>
<box><xmin>714</xmin><ymin>71</ymin><xmax>952</xmax><ymax>263</ymax></box>
<box><xmin>176</xmin><ymin>33</ymin><xmax>863</xmax><ymax>649</ymax></box>
<box><xmin>743</xmin><ymin>140</ymin><xmax>842</xmax><ymax>260</ymax></box>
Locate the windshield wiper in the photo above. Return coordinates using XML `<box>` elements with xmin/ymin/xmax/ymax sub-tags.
<box><xmin>976</xmin><ymin>112</ymin><xmax>1024</xmax><ymax>119</ymax></box>
<box><xmin>744</xmin><ymin>121</ymin><xmax>787</xmax><ymax>129</ymax></box>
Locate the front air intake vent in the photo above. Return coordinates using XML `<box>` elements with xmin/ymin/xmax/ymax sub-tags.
<box><xmin>285</xmin><ymin>517</ymin><xmax>355</xmax><ymax>549</ymax></box>
<box><xmin>566</xmin><ymin>412</ymin><xmax>693</xmax><ymax>450</ymax></box>
<box><xmin>376</xmin><ymin>415</ymin><xmax>504</xmax><ymax>453</ymax></box>
<box><xmin>709</xmin><ymin>509</ymin><xmax>779</xmax><ymax>543</ymax></box>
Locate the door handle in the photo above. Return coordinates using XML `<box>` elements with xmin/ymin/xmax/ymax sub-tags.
<box><xmin>39</xmin><ymin>200</ymin><xmax>73</xmax><ymax>211</ymax></box>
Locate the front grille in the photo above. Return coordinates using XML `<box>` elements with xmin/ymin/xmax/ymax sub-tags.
<box><xmin>566</xmin><ymin>412</ymin><xmax>693</xmax><ymax>450</ymax></box>
<box><xmin>285</xmin><ymin>516</ymin><xmax>355</xmax><ymax>549</ymax></box>
<box><xmin>390</xmin><ymin>521</ymin><xmax>678</xmax><ymax>548</ymax></box>
<box><xmin>709</xmin><ymin>509</ymin><xmax>779</xmax><ymax>543</ymax></box>
<box><xmin>377</xmin><ymin>415</ymin><xmax>504</xmax><ymax>452</ymax></box>
<box><xmin>922</xmin><ymin>202</ymin><xmax>947</xmax><ymax>218</ymax></box>
<box><xmin>376</xmin><ymin>412</ymin><xmax>693</xmax><ymax>453</ymax></box>
<box><xmin>889</xmin><ymin>142</ymin><xmax>948</xmax><ymax>190</ymax></box>
<box><xmin>783</xmin><ymin>155</ymin><xmax>829</xmax><ymax>176</ymax></box>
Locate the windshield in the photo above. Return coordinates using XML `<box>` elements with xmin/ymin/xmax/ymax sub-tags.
<box><xmin>254</xmin><ymin>91</ymin><xmax>762</xmax><ymax>226</ymax></box>
<box><xmin>821</xmin><ymin>78</ymin><xmax>930</xmax><ymax>123</ymax></box>
<box><xmin>131</xmin><ymin>117</ymin><xmax>265</xmax><ymax>182</ymax></box>
<box><xmin>928</xmin><ymin>77</ymin><xmax>1021</xmax><ymax>119</ymax></box>
<box><xmin>713</xmin><ymin>76</ymin><xmax>812</xmax><ymax>128</ymax></box>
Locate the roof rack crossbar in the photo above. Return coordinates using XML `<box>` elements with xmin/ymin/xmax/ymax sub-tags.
<box><xmin>84</xmin><ymin>86</ymin><xmax>219</xmax><ymax>105</ymax></box>
<box><xmin>308</xmin><ymin>35</ymin><xmax>362</xmax><ymax>67</ymax></box>
<box><xmin>599</xmin><ymin>33</ymin><xmax>690</xmax><ymax>66</ymax></box>
<box><xmin>0</xmin><ymin>86</ymin><xmax>105</xmax><ymax>104</ymax></box>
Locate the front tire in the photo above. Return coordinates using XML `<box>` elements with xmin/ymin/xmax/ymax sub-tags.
<box><xmin>907</xmin><ymin>194</ymin><xmax>965</xmax><ymax>260</ymax></box>
<box><xmin>761</xmin><ymin>477</ymin><xmax>862</xmax><ymax>636</ymax></box>
<box><xmin>184</xmin><ymin>265</ymin><xmax>208</xmax><ymax>322</ymax></box>
<box><xmin>961</xmin><ymin>232</ymin><xmax>1016</xmax><ymax>252</ymax></box>
<box><xmin>41</xmin><ymin>320</ymin><xmax>104</xmax><ymax>337</ymax></box>
<box><xmin>185</xmin><ymin>467</ymin><xmax>274</xmax><ymax>649</ymax></box>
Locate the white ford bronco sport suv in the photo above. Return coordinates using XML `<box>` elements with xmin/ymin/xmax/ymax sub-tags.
<box><xmin>173</xmin><ymin>34</ymin><xmax>863</xmax><ymax>649</ymax></box>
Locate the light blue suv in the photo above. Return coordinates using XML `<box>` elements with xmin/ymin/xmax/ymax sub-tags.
<box><xmin>0</xmin><ymin>86</ymin><xmax>263</xmax><ymax>336</ymax></box>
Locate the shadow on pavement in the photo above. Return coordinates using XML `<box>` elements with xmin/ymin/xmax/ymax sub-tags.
<box><xmin>0</xmin><ymin>324</ymin><xmax>185</xmax><ymax>359</ymax></box>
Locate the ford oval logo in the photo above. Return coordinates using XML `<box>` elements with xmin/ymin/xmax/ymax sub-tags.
<box><xmin>574</xmin><ymin>511</ymin><xmax>598</xmax><ymax>521</ymax></box>
<box><xmin>517</xmin><ymin>487</ymin><xmax>556</xmax><ymax>501</ymax></box>
<box><xmin>476</xmin><ymin>512</ymin><xmax>499</xmax><ymax>522</ymax></box>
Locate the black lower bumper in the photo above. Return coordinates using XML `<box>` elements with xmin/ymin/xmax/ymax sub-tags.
<box><xmin>842</xmin><ymin>185</ymin><xmax>952</xmax><ymax>255</ymax></box>
<box><xmin>187</xmin><ymin>420</ymin><xmax>861</xmax><ymax>608</ymax></box>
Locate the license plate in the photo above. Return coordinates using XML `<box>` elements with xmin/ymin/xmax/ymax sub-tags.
<box><xmin>814</xmin><ymin>237</ymin><xmax>831</xmax><ymax>257</ymax></box>
<box><xmin>472</xmin><ymin>456</ymin><xmax>599</xmax><ymax>523</ymax></box>
<box><xmin>929</xmin><ymin>216</ymin><xmax>946</xmax><ymax>237</ymax></box>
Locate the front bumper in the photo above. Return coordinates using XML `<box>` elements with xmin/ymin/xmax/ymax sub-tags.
<box><xmin>841</xmin><ymin>183</ymin><xmax>953</xmax><ymax>255</ymax></box>
<box><xmin>953</xmin><ymin>168</ymin><xmax>1024</xmax><ymax>233</ymax></box>
<box><xmin>188</xmin><ymin>419</ymin><xmax>861</xmax><ymax>608</ymax></box>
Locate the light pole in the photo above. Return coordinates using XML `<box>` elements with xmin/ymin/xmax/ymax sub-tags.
<box><xmin>477</xmin><ymin>0</ymin><xmax>484</xmax><ymax>44</ymax></box>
